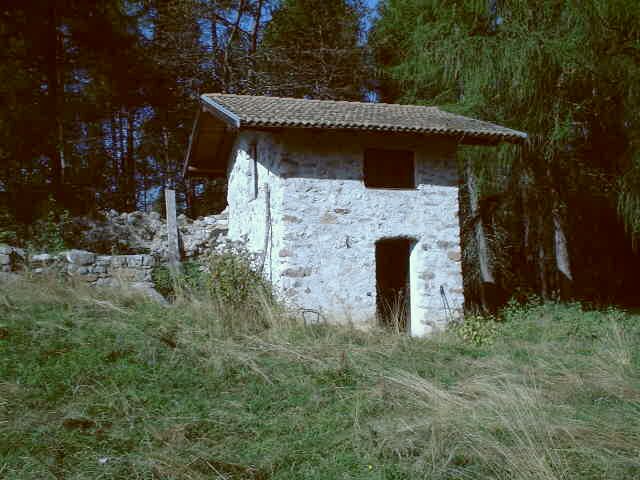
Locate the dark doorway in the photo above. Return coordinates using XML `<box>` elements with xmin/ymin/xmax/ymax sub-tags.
<box><xmin>375</xmin><ymin>238</ymin><xmax>413</xmax><ymax>333</ymax></box>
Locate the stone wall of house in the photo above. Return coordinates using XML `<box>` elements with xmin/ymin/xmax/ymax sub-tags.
<box><xmin>227</xmin><ymin>129</ymin><xmax>464</xmax><ymax>335</ymax></box>
<box><xmin>227</xmin><ymin>131</ymin><xmax>286</xmax><ymax>282</ymax></box>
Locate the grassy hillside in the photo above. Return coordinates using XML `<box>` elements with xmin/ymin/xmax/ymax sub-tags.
<box><xmin>1</xmin><ymin>276</ymin><xmax>640</xmax><ymax>479</ymax></box>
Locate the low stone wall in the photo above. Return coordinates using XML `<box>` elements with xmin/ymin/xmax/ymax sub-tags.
<box><xmin>1</xmin><ymin>245</ymin><xmax>156</xmax><ymax>287</ymax></box>
<box><xmin>0</xmin><ymin>209</ymin><xmax>238</xmax><ymax>303</ymax></box>
<box><xmin>72</xmin><ymin>209</ymin><xmax>229</xmax><ymax>259</ymax></box>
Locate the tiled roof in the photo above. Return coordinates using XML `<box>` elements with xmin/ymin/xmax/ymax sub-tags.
<box><xmin>201</xmin><ymin>93</ymin><xmax>527</xmax><ymax>144</ymax></box>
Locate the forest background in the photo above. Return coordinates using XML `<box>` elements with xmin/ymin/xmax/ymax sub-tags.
<box><xmin>1</xmin><ymin>0</ymin><xmax>639</xmax><ymax>310</ymax></box>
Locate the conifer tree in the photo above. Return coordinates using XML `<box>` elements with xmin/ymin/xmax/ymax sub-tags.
<box><xmin>371</xmin><ymin>0</ymin><xmax>640</xmax><ymax>307</ymax></box>
<box><xmin>257</xmin><ymin>0</ymin><xmax>370</xmax><ymax>99</ymax></box>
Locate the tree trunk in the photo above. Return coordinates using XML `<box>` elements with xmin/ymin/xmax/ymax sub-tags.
<box><xmin>553</xmin><ymin>213</ymin><xmax>572</xmax><ymax>281</ymax></box>
<box><xmin>222</xmin><ymin>0</ymin><xmax>246</xmax><ymax>90</ymax></box>
<box><xmin>125</xmin><ymin>109</ymin><xmax>136</xmax><ymax>210</ymax></box>
<box><xmin>46</xmin><ymin>2</ymin><xmax>64</xmax><ymax>195</ymax></box>
<box><xmin>537</xmin><ymin>213</ymin><xmax>549</xmax><ymax>299</ymax></box>
<box><xmin>466</xmin><ymin>160</ymin><xmax>495</xmax><ymax>284</ymax></box>
<box><xmin>250</xmin><ymin>0</ymin><xmax>264</xmax><ymax>55</ymax></box>
<box><xmin>211</xmin><ymin>6</ymin><xmax>218</xmax><ymax>52</ymax></box>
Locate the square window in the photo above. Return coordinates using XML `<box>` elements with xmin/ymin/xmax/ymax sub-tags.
<box><xmin>363</xmin><ymin>149</ymin><xmax>415</xmax><ymax>189</ymax></box>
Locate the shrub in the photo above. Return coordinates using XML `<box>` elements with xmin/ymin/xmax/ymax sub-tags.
<box><xmin>0</xmin><ymin>206</ymin><xmax>19</xmax><ymax>245</ymax></box>
<box><xmin>204</xmin><ymin>250</ymin><xmax>272</xmax><ymax>307</ymax></box>
<box><xmin>452</xmin><ymin>313</ymin><xmax>500</xmax><ymax>346</ymax></box>
<box><xmin>26</xmin><ymin>196</ymin><xmax>71</xmax><ymax>252</ymax></box>
<box><xmin>151</xmin><ymin>261</ymin><xmax>207</xmax><ymax>300</ymax></box>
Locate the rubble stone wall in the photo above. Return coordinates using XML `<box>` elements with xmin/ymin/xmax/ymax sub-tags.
<box><xmin>1</xmin><ymin>246</ymin><xmax>155</xmax><ymax>284</ymax></box>
<box><xmin>72</xmin><ymin>209</ymin><xmax>229</xmax><ymax>259</ymax></box>
<box><xmin>0</xmin><ymin>210</ymin><xmax>231</xmax><ymax>301</ymax></box>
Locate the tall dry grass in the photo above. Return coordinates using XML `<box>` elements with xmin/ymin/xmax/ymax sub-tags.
<box><xmin>2</xmin><ymin>275</ymin><xmax>639</xmax><ymax>479</ymax></box>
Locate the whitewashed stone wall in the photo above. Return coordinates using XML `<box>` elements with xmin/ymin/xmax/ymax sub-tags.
<box><xmin>227</xmin><ymin>131</ymin><xmax>286</xmax><ymax>282</ymax></box>
<box><xmin>227</xmin><ymin>129</ymin><xmax>464</xmax><ymax>335</ymax></box>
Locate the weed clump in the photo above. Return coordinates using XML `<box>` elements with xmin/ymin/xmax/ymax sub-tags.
<box><xmin>451</xmin><ymin>313</ymin><xmax>500</xmax><ymax>345</ymax></box>
<box><xmin>204</xmin><ymin>250</ymin><xmax>272</xmax><ymax>308</ymax></box>
<box><xmin>151</xmin><ymin>261</ymin><xmax>206</xmax><ymax>300</ymax></box>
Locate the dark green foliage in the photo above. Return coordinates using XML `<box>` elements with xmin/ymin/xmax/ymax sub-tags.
<box><xmin>25</xmin><ymin>197</ymin><xmax>71</xmax><ymax>252</ymax></box>
<box><xmin>257</xmin><ymin>0</ymin><xmax>370</xmax><ymax>99</ymax></box>
<box><xmin>371</xmin><ymin>0</ymin><xmax>640</xmax><ymax>308</ymax></box>
<box><xmin>0</xmin><ymin>0</ymin><xmax>271</xmax><ymax>229</ymax></box>
<box><xmin>151</xmin><ymin>261</ymin><xmax>207</xmax><ymax>300</ymax></box>
<box><xmin>452</xmin><ymin>313</ymin><xmax>500</xmax><ymax>345</ymax></box>
<box><xmin>0</xmin><ymin>206</ymin><xmax>19</xmax><ymax>245</ymax></box>
<box><xmin>152</xmin><ymin>253</ymin><xmax>273</xmax><ymax>309</ymax></box>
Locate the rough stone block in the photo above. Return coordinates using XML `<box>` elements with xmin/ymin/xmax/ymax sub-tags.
<box><xmin>447</xmin><ymin>250</ymin><xmax>461</xmax><ymax>262</ymax></box>
<box><xmin>281</xmin><ymin>267</ymin><xmax>312</xmax><ymax>278</ymax></box>
<box><xmin>419</xmin><ymin>271</ymin><xmax>435</xmax><ymax>281</ymax></box>
<box><xmin>126</xmin><ymin>255</ymin><xmax>143</xmax><ymax>267</ymax></box>
<box><xmin>141</xmin><ymin>255</ymin><xmax>155</xmax><ymax>267</ymax></box>
<box><xmin>96</xmin><ymin>256</ymin><xmax>112</xmax><ymax>266</ymax></box>
<box><xmin>319</xmin><ymin>213</ymin><xmax>337</xmax><ymax>224</ymax></box>
<box><xmin>95</xmin><ymin>278</ymin><xmax>115</xmax><ymax>287</ymax></box>
<box><xmin>437</xmin><ymin>240</ymin><xmax>456</xmax><ymax>249</ymax></box>
<box><xmin>130</xmin><ymin>282</ymin><xmax>167</xmax><ymax>304</ymax></box>
<box><xmin>64</xmin><ymin>250</ymin><xmax>96</xmax><ymax>266</ymax></box>
<box><xmin>110</xmin><ymin>256</ymin><xmax>128</xmax><ymax>268</ymax></box>
<box><xmin>31</xmin><ymin>253</ymin><xmax>54</xmax><ymax>265</ymax></box>
<box><xmin>115</xmin><ymin>268</ymin><xmax>147</xmax><ymax>282</ymax></box>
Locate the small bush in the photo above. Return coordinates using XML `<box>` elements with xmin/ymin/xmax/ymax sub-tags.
<box><xmin>26</xmin><ymin>196</ymin><xmax>71</xmax><ymax>252</ymax></box>
<box><xmin>452</xmin><ymin>313</ymin><xmax>500</xmax><ymax>345</ymax></box>
<box><xmin>204</xmin><ymin>250</ymin><xmax>272</xmax><ymax>307</ymax></box>
<box><xmin>151</xmin><ymin>261</ymin><xmax>207</xmax><ymax>300</ymax></box>
<box><xmin>0</xmin><ymin>206</ymin><xmax>19</xmax><ymax>245</ymax></box>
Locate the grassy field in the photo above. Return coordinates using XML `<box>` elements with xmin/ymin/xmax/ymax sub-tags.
<box><xmin>1</xmin><ymin>276</ymin><xmax>640</xmax><ymax>479</ymax></box>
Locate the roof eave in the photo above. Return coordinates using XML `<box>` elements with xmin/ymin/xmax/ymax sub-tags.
<box><xmin>458</xmin><ymin>131</ymin><xmax>528</xmax><ymax>146</ymax></box>
<box><xmin>237</xmin><ymin>121</ymin><xmax>528</xmax><ymax>145</ymax></box>
<box><xmin>201</xmin><ymin>94</ymin><xmax>241</xmax><ymax>129</ymax></box>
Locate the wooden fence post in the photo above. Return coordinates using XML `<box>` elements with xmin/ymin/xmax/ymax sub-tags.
<box><xmin>165</xmin><ymin>188</ymin><xmax>181</xmax><ymax>273</ymax></box>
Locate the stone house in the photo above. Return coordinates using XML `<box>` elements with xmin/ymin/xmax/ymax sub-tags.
<box><xmin>184</xmin><ymin>94</ymin><xmax>526</xmax><ymax>335</ymax></box>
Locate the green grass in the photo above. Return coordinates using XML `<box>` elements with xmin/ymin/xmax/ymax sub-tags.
<box><xmin>1</xmin><ymin>277</ymin><xmax>640</xmax><ymax>479</ymax></box>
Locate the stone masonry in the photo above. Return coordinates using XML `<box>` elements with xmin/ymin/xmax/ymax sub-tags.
<box><xmin>226</xmin><ymin>129</ymin><xmax>464</xmax><ymax>336</ymax></box>
<box><xmin>1</xmin><ymin>245</ymin><xmax>155</xmax><ymax>284</ymax></box>
<box><xmin>0</xmin><ymin>210</ymin><xmax>232</xmax><ymax>302</ymax></box>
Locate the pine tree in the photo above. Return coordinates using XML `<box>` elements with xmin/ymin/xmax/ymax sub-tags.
<box><xmin>371</xmin><ymin>0</ymin><xmax>640</xmax><ymax>307</ymax></box>
<box><xmin>257</xmin><ymin>0</ymin><xmax>370</xmax><ymax>99</ymax></box>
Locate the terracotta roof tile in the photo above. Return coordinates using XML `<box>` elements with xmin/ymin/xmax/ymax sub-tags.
<box><xmin>201</xmin><ymin>93</ymin><xmax>527</xmax><ymax>143</ymax></box>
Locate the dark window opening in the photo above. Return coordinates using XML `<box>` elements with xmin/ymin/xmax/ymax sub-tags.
<box><xmin>364</xmin><ymin>149</ymin><xmax>415</xmax><ymax>189</ymax></box>
<box><xmin>375</xmin><ymin>238</ymin><xmax>413</xmax><ymax>333</ymax></box>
